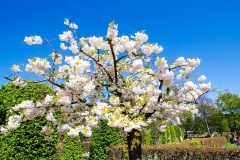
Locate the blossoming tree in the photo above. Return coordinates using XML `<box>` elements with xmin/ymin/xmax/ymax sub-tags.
<box><xmin>1</xmin><ymin>19</ymin><xmax>211</xmax><ymax>160</ymax></box>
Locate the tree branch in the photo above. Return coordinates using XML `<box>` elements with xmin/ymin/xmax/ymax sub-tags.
<box><xmin>116</xmin><ymin>54</ymin><xmax>128</xmax><ymax>63</ymax></box>
<box><xmin>108</xmin><ymin>39</ymin><xmax>118</xmax><ymax>85</ymax></box>
<box><xmin>80</xmin><ymin>49</ymin><xmax>113</xmax><ymax>83</ymax></box>
<box><xmin>157</xmin><ymin>80</ymin><xmax>163</xmax><ymax>103</ymax></box>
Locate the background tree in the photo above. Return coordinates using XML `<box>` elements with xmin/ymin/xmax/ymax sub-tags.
<box><xmin>192</xmin><ymin>116</ymin><xmax>206</xmax><ymax>136</ymax></box>
<box><xmin>197</xmin><ymin>96</ymin><xmax>215</xmax><ymax>136</ymax></box>
<box><xmin>180</xmin><ymin>112</ymin><xmax>194</xmax><ymax>138</ymax></box>
<box><xmin>208</xmin><ymin>109</ymin><xmax>230</xmax><ymax>135</ymax></box>
<box><xmin>216</xmin><ymin>92</ymin><xmax>240</xmax><ymax>135</ymax></box>
<box><xmin>180</xmin><ymin>96</ymin><xmax>218</xmax><ymax>137</ymax></box>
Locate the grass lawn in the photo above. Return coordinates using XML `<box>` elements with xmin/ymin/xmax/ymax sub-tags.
<box><xmin>224</xmin><ymin>142</ymin><xmax>240</xmax><ymax>148</ymax></box>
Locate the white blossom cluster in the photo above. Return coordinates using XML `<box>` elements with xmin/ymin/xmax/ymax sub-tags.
<box><xmin>1</xmin><ymin>19</ymin><xmax>211</xmax><ymax>138</ymax></box>
<box><xmin>11</xmin><ymin>65</ymin><xmax>21</xmax><ymax>72</ymax></box>
<box><xmin>24</xmin><ymin>36</ymin><xmax>43</xmax><ymax>45</ymax></box>
<box><xmin>25</xmin><ymin>58</ymin><xmax>51</xmax><ymax>75</ymax></box>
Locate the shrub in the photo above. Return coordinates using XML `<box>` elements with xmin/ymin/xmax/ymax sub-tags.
<box><xmin>0</xmin><ymin>82</ymin><xmax>58</xmax><ymax>159</ymax></box>
<box><xmin>170</xmin><ymin>125</ymin><xmax>176</xmax><ymax>142</ymax></box>
<box><xmin>89</xmin><ymin>120</ymin><xmax>126</xmax><ymax>160</ymax></box>
<box><xmin>57</xmin><ymin>135</ymin><xmax>83</xmax><ymax>160</ymax></box>
<box><xmin>142</xmin><ymin>131</ymin><xmax>152</xmax><ymax>145</ymax></box>
<box><xmin>159</xmin><ymin>130</ymin><xmax>168</xmax><ymax>144</ymax></box>
<box><xmin>159</xmin><ymin>125</ymin><xmax>184</xmax><ymax>144</ymax></box>
<box><xmin>173</xmin><ymin>125</ymin><xmax>184</xmax><ymax>142</ymax></box>
<box><xmin>0</xmin><ymin>118</ymin><xmax>58</xmax><ymax>159</ymax></box>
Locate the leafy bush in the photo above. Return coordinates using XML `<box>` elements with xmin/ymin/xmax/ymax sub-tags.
<box><xmin>0</xmin><ymin>82</ymin><xmax>52</xmax><ymax>111</ymax></box>
<box><xmin>0</xmin><ymin>82</ymin><xmax>58</xmax><ymax>159</ymax></box>
<box><xmin>173</xmin><ymin>125</ymin><xmax>184</xmax><ymax>142</ymax></box>
<box><xmin>159</xmin><ymin>130</ymin><xmax>168</xmax><ymax>144</ymax></box>
<box><xmin>169</xmin><ymin>125</ymin><xmax>176</xmax><ymax>142</ymax></box>
<box><xmin>89</xmin><ymin>120</ymin><xmax>126</xmax><ymax>160</ymax></box>
<box><xmin>142</xmin><ymin>131</ymin><xmax>152</xmax><ymax>145</ymax></box>
<box><xmin>0</xmin><ymin>118</ymin><xmax>58</xmax><ymax>159</ymax></box>
<box><xmin>57</xmin><ymin>135</ymin><xmax>83</xmax><ymax>160</ymax></box>
<box><xmin>159</xmin><ymin>125</ymin><xmax>184</xmax><ymax>144</ymax></box>
<box><xmin>141</xmin><ymin>122</ymin><xmax>162</xmax><ymax>145</ymax></box>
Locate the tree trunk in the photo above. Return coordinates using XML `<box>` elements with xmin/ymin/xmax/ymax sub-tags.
<box><xmin>205</xmin><ymin>119</ymin><xmax>211</xmax><ymax>136</ymax></box>
<box><xmin>127</xmin><ymin>129</ymin><xmax>142</xmax><ymax>160</ymax></box>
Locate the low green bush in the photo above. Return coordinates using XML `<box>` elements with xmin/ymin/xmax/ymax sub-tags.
<box><xmin>0</xmin><ymin>82</ymin><xmax>58</xmax><ymax>159</ymax></box>
<box><xmin>57</xmin><ymin>135</ymin><xmax>83</xmax><ymax>160</ymax></box>
<box><xmin>0</xmin><ymin>117</ymin><xmax>58</xmax><ymax>160</ymax></box>
<box><xmin>89</xmin><ymin>120</ymin><xmax>126</xmax><ymax>160</ymax></box>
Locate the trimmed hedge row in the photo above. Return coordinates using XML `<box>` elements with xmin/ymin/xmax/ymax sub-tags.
<box><xmin>200</xmin><ymin>137</ymin><xmax>227</xmax><ymax>148</ymax></box>
<box><xmin>108</xmin><ymin>145</ymin><xmax>240</xmax><ymax>160</ymax></box>
<box><xmin>181</xmin><ymin>137</ymin><xmax>227</xmax><ymax>148</ymax></box>
<box><xmin>108</xmin><ymin>137</ymin><xmax>238</xmax><ymax>160</ymax></box>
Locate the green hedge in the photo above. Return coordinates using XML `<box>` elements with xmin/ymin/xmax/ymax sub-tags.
<box><xmin>89</xmin><ymin>120</ymin><xmax>126</xmax><ymax>160</ymax></box>
<box><xmin>0</xmin><ymin>82</ymin><xmax>58</xmax><ymax>159</ymax></box>
<box><xmin>0</xmin><ymin>118</ymin><xmax>58</xmax><ymax>160</ymax></box>
<box><xmin>57</xmin><ymin>135</ymin><xmax>83</xmax><ymax>160</ymax></box>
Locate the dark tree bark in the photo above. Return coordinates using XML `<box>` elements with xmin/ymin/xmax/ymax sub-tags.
<box><xmin>127</xmin><ymin>129</ymin><xmax>142</xmax><ymax>160</ymax></box>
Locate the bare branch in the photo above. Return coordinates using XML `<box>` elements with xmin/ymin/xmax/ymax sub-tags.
<box><xmin>116</xmin><ymin>54</ymin><xmax>128</xmax><ymax>63</ymax></box>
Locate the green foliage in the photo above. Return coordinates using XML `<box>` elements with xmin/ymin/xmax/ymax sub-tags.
<box><xmin>192</xmin><ymin>116</ymin><xmax>206</xmax><ymax>135</ymax></box>
<box><xmin>142</xmin><ymin>129</ymin><xmax>159</xmax><ymax>145</ymax></box>
<box><xmin>149</xmin><ymin>126</ymin><xmax>160</xmax><ymax>145</ymax></box>
<box><xmin>0</xmin><ymin>82</ymin><xmax>58</xmax><ymax>159</ymax></box>
<box><xmin>0</xmin><ymin>82</ymin><xmax>52</xmax><ymax>111</ymax></box>
<box><xmin>142</xmin><ymin>131</ymin><xmax>152</xmax><ymax>145</ymax></box>
<box><xmin>216</xmin><ymin>92</ymin><xmax>240</xmax><ymax>133</ymax></box>
<box><xmin>180</xmin><ymin>112</ymin><xmax>194</xmax><ymax>135</ymax></box>
<box><xmin>220</xmin><ymin>119</ymin><xmax>230</xmax><ymax>132</ymax></box>
<box><xmin>142</xmin><ymin>124</ymin><xmax>184</xmax><ymax>145</ymax></box>
<box><xmin>0</xmin><ymin>117</ymin><xmax>58</xmax><ymax>159</ymax></box>
<box><xmin>159</xmin><ymin>131</ymin><xmax>168</xmax><ymax>144</ymax></box>
<box><xmin>89</xmin><ymin>120</ymin><xmax>126</xmax><ymax>160</ymax></box>
<box><xmin>169</xmin><ymin>126</ymin><xmax>176</xmax><ymax>142</ymax></box>
<box><xmin>58</xmin><ymin>135</ymin><xmax>83</xmax><ymax>160</ymax></box>
<box><xmin>173</xmin><ymin>125</ymin><xmax>184</xmax><ymax>142</ymax></box>
<box><xmin>208</xmin><ymin>109</ymin><xmax>230</xmax><ymax>134</ymax></box>
<box><xmin>180</xmin><ymin>99</ymin><xmax>233</xmax><ymax>136</ymax></box>
<box><xmin>141</xmin><ymin>121</ymin><xmax>162</xmax><ymax>145</ymax></box>
<box><xmin>224</xmin><ymin>142</ymin><xmax>240</xmax><ymax>148</ymax></box>
<box><xmin>159</xmin><ymin>125</ymin><xmax>184</xmax><ymax>144</ymax></box>
<box><xmin>159</xmin><ymin>126</ymin><xmax>170</xmax><ymax>144</ymax></box>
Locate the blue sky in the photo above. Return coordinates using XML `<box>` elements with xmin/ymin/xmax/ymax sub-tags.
<box><xmin>1</xmin><ymin>0</ymin><xmax>240</xmax><ymax>100</ymax></box>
